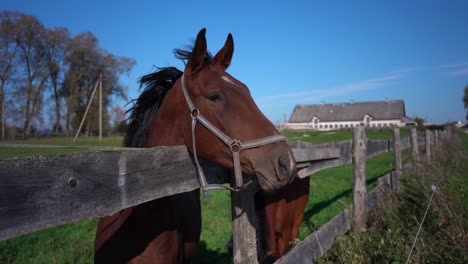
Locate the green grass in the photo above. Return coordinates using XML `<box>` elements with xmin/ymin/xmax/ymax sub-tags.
<box><xmin>0</xmin><ymin>220</ymin><xmax>96</xmax><ymax>264</ymax></box>
<box><xmin>0</xmin><ymin>131</ymin><xmax>401</xmax><ymax>263</ymax></box>
<box><xmin>459</xmin><ymin>130</ymin><xmax>468</xmax><ymax>154</ymax></box>
<box><xmin>299</xmin><ymin>152</ymin><xmax>395</xmax><ymax>239</ymax></box>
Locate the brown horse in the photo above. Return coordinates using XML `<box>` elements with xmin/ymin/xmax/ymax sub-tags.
<box><xmin>94</xmin><ymin>29</ymin><xmax>296</xmax><ymax>263</ymax></box>
<box><xmin>255</xmin><ymin>173</ymin><xmax>310</xmax><ymax>263</ymax></box>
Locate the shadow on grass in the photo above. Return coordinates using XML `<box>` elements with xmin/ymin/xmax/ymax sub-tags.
<box><xmin>303</xmin><ymin>171</ymin><xmax>391</xmax><ymax>228</ymax></box>
<box><xmin>191</xmin><ymin>241</ymin><xmax>232</xmax><ymax>264</ymax></box>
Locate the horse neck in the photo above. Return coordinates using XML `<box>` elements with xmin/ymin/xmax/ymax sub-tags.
<box><xmin>144</xmin><ymin>82</ymin><xmax>188</xmax><ymax>147</ymax></box>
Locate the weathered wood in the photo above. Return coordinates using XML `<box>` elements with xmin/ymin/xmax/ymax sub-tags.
<box><xmin>231</xmin><ymin>182</ymin><xmax>258</xmax><ymax>264</ymax></box>
<box><xmin>275</xmin><ymin>209</ymin><xmax>350</xmax><ymax>264</ymax></box>
<box><xmin>294</xmin><ymin>138</ymin><xmax>393</xmax><ymax>179</ymax></box>
<box><xmin>392</xmin><ymin>129</ymin><xmax>402</xmax><ymax>191</ymax></box>
<box><xmin>292</xmin><ymin>147</ymin><xmax>340</xmax><ymax>163</ymax></box>
<box><xmin>366</xmin><ymin>139</ymin><xmax>390</xmax><ymax>158</ymax></box>
<box><xmin>290</xmin><ymin>140</ymin><xmax>352</xmax><ymax>178</ymax></box>
<box><xmin>352</xmin><ymin>127</ymin><xmax>367</xmax><ymax>231</ymax></box>
<box><xmin>425</xmin><ymin>129</ymin><xmax>431</xmax><ymax>159</ymax></box>
<box><xmin>410</xmin><ymin>128</ymin><xmax>419</xmax><ymax>161</ymax></box>
<box><xmin>0</xmin><ymin>146</ymin><xmax>198</xmax><ymax>241</ymax></box>
<box><xmin>400</xmin><ymin>136</ymin><xmax>411</xmax><ymax>149</ymax></box>
<box><xmin>296</xmin><ymin>157</ymin><xmax>346</xmax><ymax>178</ymax></box>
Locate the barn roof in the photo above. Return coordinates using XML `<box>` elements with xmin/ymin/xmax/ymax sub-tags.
<box><xmin>289</xmin><ymin>100</ymin><xmax>408</xmax><ymax>123</ymax></box>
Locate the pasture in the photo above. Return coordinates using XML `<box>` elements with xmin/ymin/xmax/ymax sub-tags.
<box><xmin>0</xmin><ymin>130</ymin><xmax>407</xmax><ymax>263</ymax></box>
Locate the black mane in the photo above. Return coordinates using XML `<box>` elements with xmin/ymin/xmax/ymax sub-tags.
<box><xmin>123</xmin><ymin>47</ymin><xmax>212</xmax><ymax>147</ymax></box>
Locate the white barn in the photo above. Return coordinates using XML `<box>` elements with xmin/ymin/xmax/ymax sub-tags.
<box><xmin>284</xmin><ymin>100</ymin><xmax>415</xmax><ymax>131</ymax></box>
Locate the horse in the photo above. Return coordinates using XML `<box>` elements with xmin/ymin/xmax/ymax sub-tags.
<box><xmin>94</xmin><ymin>28</ymin><xmax>297</xmax><ymax>263</ymax></box>
<box><xmin>255</xmin><ymin>174</ymin><xmax>310</xmax><ymax>263</ymax></box>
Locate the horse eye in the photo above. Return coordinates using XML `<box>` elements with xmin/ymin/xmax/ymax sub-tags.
<box><xmin>206</xmin><ymin>92</ymin><xmax>224</xmax><ymax>102</ymax></box>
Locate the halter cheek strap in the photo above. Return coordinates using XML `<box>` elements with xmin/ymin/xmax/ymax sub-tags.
<box><xmin>181</xmin><ymin>74</ymin><xmax>286</xmax><ymax>201</ymax></box>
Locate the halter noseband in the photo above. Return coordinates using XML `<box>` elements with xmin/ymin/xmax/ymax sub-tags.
<box><xmin>181</xmin><ymin>74</ymin><xmax>286</xmax><ymax>201</ymax></box>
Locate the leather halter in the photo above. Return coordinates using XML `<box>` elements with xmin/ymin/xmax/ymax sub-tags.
<box><xmin>181</xmin><ymin>74</ymin><xmax>286</xmax><ymax>201</ymax></box>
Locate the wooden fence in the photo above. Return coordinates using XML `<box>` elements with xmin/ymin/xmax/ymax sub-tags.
<box><xmin>0</xmin><ymin>127</ymin><xmax>450</xmax><ymax>263</ymax></box>
<box><xmin>276</xmin><ymin>127</ymin><xmax>451</xmax><ymax>264</ymax></box>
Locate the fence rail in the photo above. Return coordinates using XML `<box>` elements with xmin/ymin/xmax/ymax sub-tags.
<box><xmin>0</xmin><ymin>126</ymin><xmax>451</xmax><ymax>264</ymax></box>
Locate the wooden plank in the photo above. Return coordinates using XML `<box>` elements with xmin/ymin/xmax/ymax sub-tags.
<box><xmin>366</xmin><ymin>139</ymin><xmax>390</xmax><ymax>158</ymax></box>
<box><xmin>434</xmin><ymin>130</ymin><xmax>439</xmax><ymax>148</ymax></box>
<box><xmin>231</xmin><ymin>182</ymin><xmax>258</xmax><ymax>264</ymax></box>
<box><xmin>290</xmin><ymin>141</ymin><xmax>352</xmax><ymax>178</ymax></box>
<box><xmin>293</xmin><ymin>138</ymin><xmax>392</xmax><ymax>179</ymax></box>
<box><xmin>425</xmin><ymin>129</ymin><xmax>431</xmax><ymax>159</ymax></box>
<box><xmin>393</xmin><ymin>129</ymin><xmax>402</xmax><ymax>191</ymax></box>
<box><xmin>410</xmin><ymin>128</ymin><xmax>419</xmax><ymax>161</ymax></box>
<box><xmin>297</xmin><ymin>157</ymin><xmax>346</xmax><ymax>178</ymax></box>
<box><xmin>352</xmin><ymin>127</ymin><xmax>367</xmax><ymax>231</ymax></box>
<box><xmin>275</xmin><ymin>209</ymin><xmax>350</xmax><ymax>264</ymax></box>
<box><xmin>291</xmin><ymin>147</ymin><xmax>340</xmax><ymax>163</ymax></box>
<box><xmin>0</xmin><ymin>146</ymin><xmax>198</xmax><ymax>241</ymax></box>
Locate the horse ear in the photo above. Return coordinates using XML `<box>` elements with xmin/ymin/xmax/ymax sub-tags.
<box><xmin>186</xmin><ymin>28</ymin><xmax>207</xmax><ymax>74</ymax></box>
<box><xmin>213</xmin><ymin>33</ymin><xmax>234</xmax><ymax>70</ymax></box>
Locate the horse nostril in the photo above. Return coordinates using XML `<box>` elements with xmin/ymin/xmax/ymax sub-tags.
<box><xmin>276</xmin><ymin>155</ymin><xmax>290</xmax><ymax>181</ymax></box>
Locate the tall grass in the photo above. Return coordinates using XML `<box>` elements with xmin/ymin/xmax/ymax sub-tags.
<box><xmin>318</xmin><ymin>131</ymin><xmax>468</xmax><ymax>263</ymax></box>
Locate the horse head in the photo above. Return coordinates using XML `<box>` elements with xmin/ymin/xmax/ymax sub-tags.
<box><xmin>146</xmin><ymin>28</ymin><xmax>295</xmax><ymax>193</ymax></box>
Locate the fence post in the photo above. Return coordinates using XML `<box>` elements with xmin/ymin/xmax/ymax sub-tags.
<box><xmin>410</xmin><ymin>127</ymin><xmax>419</xmax><ymax>161</ymax></box>
<box><xmin>352</xmin><ymin>126</ymin><xmax>367</xmax><ymax>231</ymax></box>
<box><xmin>425</xmin><ymin>129</ymin><xmax>431</xmax><ymax>160</ymax></box>
<box><xmin>434</xmin><ymin>130</ymin><xmax>439</xmax><ymax>149</ymax></box>
<box><xmin>392</xmin><ymin>128</ymin><xmax>402</xmax><ymax>191</ymax></box>
<box><xmin>231</xmin><ymin>182</ymin><xmax>258</xmax><ymax>264</ymax></box>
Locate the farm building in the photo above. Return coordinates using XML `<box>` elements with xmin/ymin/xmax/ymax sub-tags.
<box><xmin>284</xmin><ymin>100</ymin><xmax>415</xmax><ymax>130</ymax></box>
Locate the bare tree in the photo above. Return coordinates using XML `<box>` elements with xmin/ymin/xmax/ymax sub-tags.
<box><xmin>44</xmin><ymin>27</ymin><xmax>70</xmax><ymax>134</ymax></box>
<box><xmin>0</xmin><ymin>11</ymin><xmax>20</xmax><ymax>140</ymax></box>
<box><xmin>15</xmin><ymin>14</ymin><xmax>48</xmax><ymax>138</ymax></box>
<box><xmin>1</xmin><ymin>12</ymin><xmax>135</xmax><ymax>138</ymax></box>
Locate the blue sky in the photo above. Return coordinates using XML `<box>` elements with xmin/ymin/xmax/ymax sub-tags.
<box><xmin>2</xmin><ymin>0</ymin><xmax>468</xmax><ymax>124</ymax></box>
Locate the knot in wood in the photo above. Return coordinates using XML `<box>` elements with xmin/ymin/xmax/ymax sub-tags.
<box><xmin>68</xmin><ymin>177</ymin><xmax>78</xmax><ymax>188</ymax></box>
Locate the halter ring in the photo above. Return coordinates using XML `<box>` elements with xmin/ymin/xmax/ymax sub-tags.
<box><xmin>191</xmin><ymin>109</ymin><xmax>200</xmax><ymax>118</ymax></box>
<box><xmin>230</xmin><ymin>140</ymin><xmax>241</xmax><ymax>153</ymax></box>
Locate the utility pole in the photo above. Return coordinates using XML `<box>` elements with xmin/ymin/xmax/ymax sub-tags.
<box><xmin>73</xmin><ymin>77</ymin><xmax>100</xmax><ymax>143</ymax></box>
